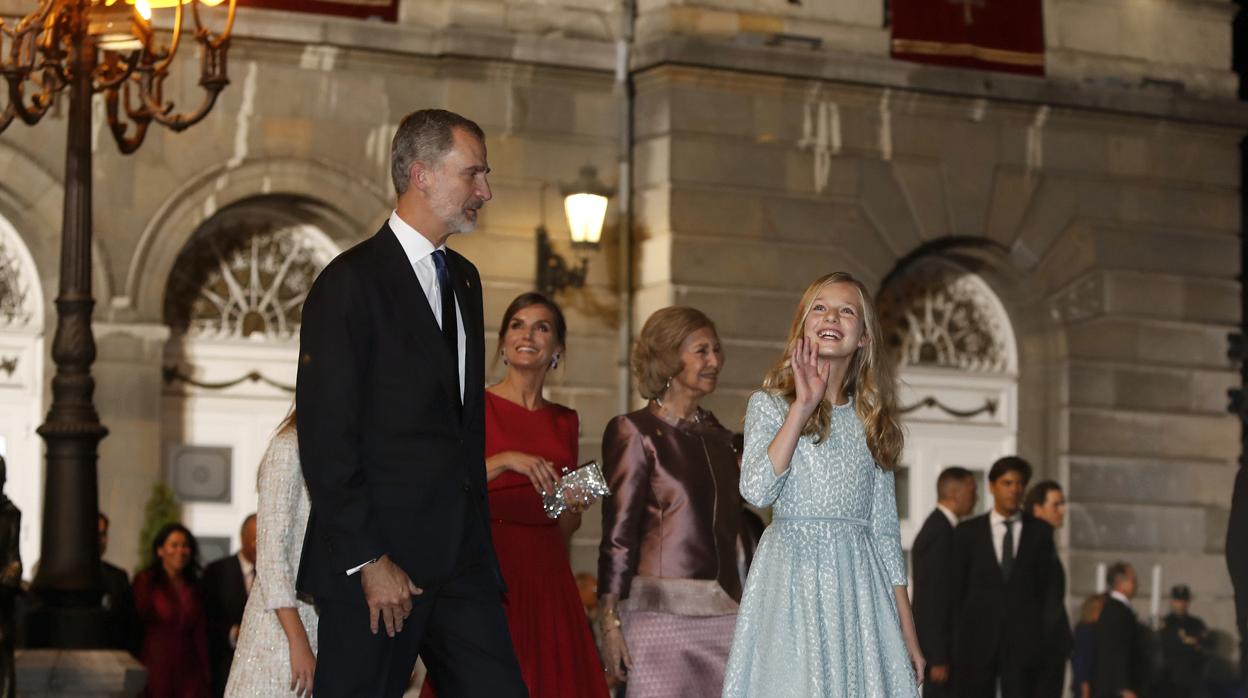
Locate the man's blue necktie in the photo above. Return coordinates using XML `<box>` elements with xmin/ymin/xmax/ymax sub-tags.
<box><xmin>431</xmin><ymin>249</ymin><xmax>459</xmax><ymax>397</ymax></box>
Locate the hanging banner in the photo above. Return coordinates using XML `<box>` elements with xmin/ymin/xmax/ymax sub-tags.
<box><xmin>241</xmin><ymin>0</ymin><xmax>397</xmax><ymax>22</ymax></box>
<box><xmin>890</xmin><ymin>0</ymin><xmax>1044</xmax><ymax>76</ymax></box>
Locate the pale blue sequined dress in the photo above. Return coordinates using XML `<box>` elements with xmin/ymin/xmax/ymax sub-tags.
<box><xmin>722</xmin><ymin>391</ymin><xmax>918</xmax><ymax>698</ymax></box>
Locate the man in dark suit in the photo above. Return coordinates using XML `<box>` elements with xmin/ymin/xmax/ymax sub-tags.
<box><xmin>202</xmin><ymin>513</ymin><xmax>257</xmax><ymax>696</ymax></box>
<box><xmin>98</xmin><ymin>512</ymin><xmax>138</xmax><ymax>655</ymax></box>
<box><xmin>913</xmin><ymin>466</ymin><xmax>977</xmax><ymax>697</ymax></box>
<box><xmin>1024</xmin><ymin>480</ymin><xmax>1073</xmax><ymax>698</ymax></box>
<box><xmin>953</xmin><ymin>456</ymin><xmax>1058</xmax><ymax>698</ymax></box>
<box><xmin>1093</xmin><ymin>562</ymin><xmax>1146</xmax><ymax>698</ymax></box>
<box><xmin>296</xmin><ymin>109</ymin><xmax>525</xmax><ymax>698</ymax></box>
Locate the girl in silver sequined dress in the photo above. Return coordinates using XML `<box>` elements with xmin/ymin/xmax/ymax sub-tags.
<box><xmin>723</xmin><ymin>272</ymin><xmax>924</xmax><ymax>697</ymax></box>
<box><xmin>225</xmin><ymin>414</ymin><xmax>318</xmax><ymax>697</ymax></box>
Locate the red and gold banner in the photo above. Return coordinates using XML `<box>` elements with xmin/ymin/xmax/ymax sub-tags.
<box><xmin>241</xmin><ymin>0</ymin><xmax>397</xmax><ymax>22</ymax></box>
<box><xmin>890</xmin><ymin>0</ymin><xmax>1044</xmax><ymax>76</ymax></box>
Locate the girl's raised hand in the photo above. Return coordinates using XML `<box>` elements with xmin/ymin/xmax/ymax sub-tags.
<box><xmin>791</xmin><ymin>337</ymin><xmax>830</xmax><ymax>419</ymax></box>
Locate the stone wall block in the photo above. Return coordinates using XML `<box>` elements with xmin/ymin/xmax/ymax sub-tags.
<box><xmin>1069</xmin><ymin>502</ymin><xmax>1206</xmax><ymax>553</ymax></box>
<box><xmin>1067</xmin><ymin>407</ymin><xmax>1238</xmax><ymax>461</ymax></box>
<box><xmin>633</xmin><ymin>137</ymin><xmax>671</xmax><ymax>188</ymax></box>
<box><xmin>1064</xmin><ymin>318</ymin><xmax>1234</xmax><ymax>369</ymax></box>
<box><xmin>669</xmin><ymin>138</ymin><xmax>787</xmax><ymax>191</ymax></box>
<box><xmin>857</xmin><ymin>161</ymin><xmax>923</xmax><ymax>255</ymax></box>
<box><xmin>668</xmin><ymin>87</ymin><xmax>755</xmax><ymax>138</ymax></box>
<box><xmin>1103</xmin><ymin>273</ymin><xmax>1240</xmax><ymax>325</ymax></box>
<box><xmin>892</xmin><ymin>161</ymin><xmax>950</xmax><ymax>240</ymax></box>
<box><xmin>1069</xmin><ymin>458</ymin><xmax>1239</xmax><ymax>508</ymax></box>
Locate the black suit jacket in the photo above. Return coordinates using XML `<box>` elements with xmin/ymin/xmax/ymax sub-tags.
<box><xmin>202</xmin><ymin>554</ymin><xmax>247</xmax><ymax>697</ymax></box>
<box><xmin>296</xmin><ymin>224</ymin><xmax>497</xmax><ymax>604</ymax></box>
<box><xmin>1092</xmin><ymin>595</ymin><xmax>1145</xmax><ymax>697</ymax></box>
<box><xmin>913</xmin><ymin>509</ymin><xmax>956</xmax><ymax>668</ymax></box>
<box><xmin>100</xmin><ymin>561</ymin><xmax>138</xmax><ymax>655</ymax></box>
<box><xmin>1041</xmin><ymin>552</ymin><xmax>1073</xmax><ymax>660</ymax></box>
<box><xmin>953</xmin><ymin>513</ymin><xmax>1058</xmax><ymax>683</ymax></box>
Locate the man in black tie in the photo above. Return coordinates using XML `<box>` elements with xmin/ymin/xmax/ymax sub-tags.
<box><xmin>1024</xmin><ymin>480</ymin><xmax>1072</xmax><ymax>698</ymax></box>
<box><xmin>1092</xmin><ymin>562</ymin><xmax>1146</xmax><ymax>698</ymax></box>
<box><xmin>953</xmin><ymin>456</ymin><xmax>1058</xmax><ymax>698</ymax></box>
<box><xmin>296</xmin><ymin>109</ymin><xmax>525</xmax><ymax>697</ymax></box>
<box><xmin>202</xmin><ymin>513</ymin><xmax>257</xmax><ymax>696</ymax></box>
<box><xmin>913</xmin><ymin>466</ymin><xmax>977</xmax><ymax>697</ymax></box>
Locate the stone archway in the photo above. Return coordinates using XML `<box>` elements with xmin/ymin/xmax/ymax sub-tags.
<box><xmin>0</xmin><ymin>211</ymin><xmax>47</xmax><ymax>580</ymax></box>
<box><xmin>159</xmin><ymin>196</ymin><xmax>340</xmax><ymax>559</ymax></box>
<box><xmin>878</xmin><ymin>255</ymin><xmax>1020</xmax><ymax>549</ymax></box>
<box><xmin>125</xmin><ymin>156</ymin><xmax>388</xmax><ymax>323</ymax></box>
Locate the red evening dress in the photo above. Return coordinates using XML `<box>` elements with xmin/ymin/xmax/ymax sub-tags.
<box><xmin>422</xmin><ymin>391</ymin><xmax>609</xmax><ymax>698</ymax></box>
<box><xmin>133</xmin><ymin>569</ymin><xmax>211</xmax><ymax>698</ymax></box>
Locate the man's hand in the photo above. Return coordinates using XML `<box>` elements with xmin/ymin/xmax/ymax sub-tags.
<box><xmin>359</xmin><ymin>555</ymin><xmax>422</xmax><ymax>637</ymax></box>
<box><xmin>928</xmin><ymin>664</ymin><xmax>949</xmax><ymax>685</ymax></box>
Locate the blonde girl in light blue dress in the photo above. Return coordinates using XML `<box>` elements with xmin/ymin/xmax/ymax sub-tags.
<box><xmin>723</xmin><ymin>272</ymin><xmax>924</xmax><ymax>698</ymax></box>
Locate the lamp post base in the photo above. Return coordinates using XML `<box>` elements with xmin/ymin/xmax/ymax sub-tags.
<box><xmin>23</xmin><ymin>605</ymin><xmax>110</xmax><ymax>650</ymax></box>
<box><xmin>16</xmin><ymin>649</ymin><xmax>146</xmax><ymax>697</ymax></box>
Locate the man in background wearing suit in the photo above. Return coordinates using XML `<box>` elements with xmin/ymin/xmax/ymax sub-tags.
<box><xmin>1093</xmin><ymin>562</ymin><xmax>1146</xmax><ymax>698</ymax></box>
<box><xmin>296</xmin><ymin>109</ymin><xmax>525</xmax><ymax>698</ymax></box>
<box><xmin>913</xmin><ymin>466</ymin><xmax>977</xmax><ymax>697</ymax></box>
<box><xmin>202</xmin><ymin>513</ymin><xmax>257</xmax><ymax>696</ymax></box>
<box><xmin>98</xmin><ymin>512</ymin><xmax>137</xmax><ymax>655</ymax></box>
<box><xmin>953</xmin><ymin>456</ymin><xmax>1058</xmax><ymax>698</ymax></box>
<box><xmin>1025</xmin><ymin>480</ymin><xmax>1072</xmax><ymax>698</ymax></box>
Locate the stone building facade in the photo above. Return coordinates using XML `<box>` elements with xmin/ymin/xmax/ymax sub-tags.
<box><xmin>0</xmin><ymin>0</ymin><xmax>1244</xmax><ymax>655</ymax></box>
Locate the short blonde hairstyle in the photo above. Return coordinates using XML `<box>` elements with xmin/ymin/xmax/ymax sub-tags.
<box><xmin>631</xmin><ymin>307</ymin><xmax>717</xmax><ymax>400</ymax></box>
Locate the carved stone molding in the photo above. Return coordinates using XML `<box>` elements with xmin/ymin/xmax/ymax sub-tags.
<box><xmin>165</xmin><ymin>222</ymin><xmax>336</xmax><ymax>342</ymax></box>
<box><xmin>879</xmin><ymin>261</ymin><xmax>1013</xmax><ymax>373</ymax></box>
<box><xmin>0</xmin><ymin>238</ymin><xmax>33</xmax><ymax>328</ymax></box>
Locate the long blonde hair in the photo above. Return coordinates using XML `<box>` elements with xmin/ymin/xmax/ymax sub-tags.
<box><xmin>761</xmin><ymin>272</ymin><xmax>903</xmax><ymax>471</ymax></box>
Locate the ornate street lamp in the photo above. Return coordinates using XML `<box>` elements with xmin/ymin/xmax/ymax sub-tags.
<box><xmin>536</xmin><ymin>165</ymin><xmax>613</xmax><ymax>297</ymax></box>
<box><xmin>0</xmin><ymin>0</ymin><xmax>236</xmax><ymax>647</ymax></box>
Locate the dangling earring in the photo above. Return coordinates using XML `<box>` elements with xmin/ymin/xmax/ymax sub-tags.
<box><xmin>550</xmin><ymin>353</ymin><xmax>561</xmax><ymax>370</ymax></box>
<box><xmin>500</xmin><ymin>349</ymin><xmax>509</xmax><ymax>366</ymax></box>
<box><xmin>655</xmin><ymin>376</ymin><xmax>673</xmax><ymax>406</ymax></box>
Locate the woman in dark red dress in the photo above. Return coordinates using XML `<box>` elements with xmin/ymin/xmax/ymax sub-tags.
<box><xmin>422</xmin><ymin>292</ymin><xmax>608</xmax><ymax>698</ymax></box>
<box><xmin>133</xmin><ymin>522</ymin><xmax>211</xmax><ymax>698</ymax></box>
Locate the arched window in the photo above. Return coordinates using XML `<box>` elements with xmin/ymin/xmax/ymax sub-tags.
<box><xmin>878</xmin><ymin>257</ymin><xmax>1018</xmax><ymax>550</ymax></box>
<box><xmin>0</xmin><ymin>214</ymin><xmax>45</xmax><ymax>580</ymax></box>
<box><xmin>161</xmin><ymin>199</ymin><xmax>342</xmax><ymax>561</ymax></box>
<box><xmin>165</xmin><ymin>221</ymin><xmax>338</xmax><ymax>342</ymax></box>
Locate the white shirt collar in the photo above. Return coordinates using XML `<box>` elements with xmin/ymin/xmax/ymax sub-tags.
<box><xmin>388</xmin><ymin>210</ymin><xmax>441</xmax><ymax>267</ymax></box>
<box><xmin>936</xmin><ymin>503</ymin><xmax>959</xmax><ymax>528</ymax></box>
<box><xmin>237</xmin><ymin>552</ymin><xmax>254</xmax><ymax>577</ymax></box>
<box><xmin>990</xmin><ymin>508</ymin><xmax>1020</xmax><ymax>527</ymax></box>
<box><xmin>1110</xmin><ymin>590</ymin><xmax>1132</xmax><ymax>608</ymax></box>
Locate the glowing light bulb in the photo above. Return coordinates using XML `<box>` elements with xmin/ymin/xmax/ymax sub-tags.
<box><xmin>135</xmin><ymin>0</ymin><xmax>152</xmax><ymax>20</ymax></box>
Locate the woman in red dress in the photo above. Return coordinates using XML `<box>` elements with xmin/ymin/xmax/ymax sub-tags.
<box><xmin>133</xmin><ymin>522</ymin><xmax>211</xmax><ymax>698</ymax></box>
<box><xmin>422</xmin><ymin>292</ymin><xmax>608</xmax><ymax>698</ymax></box>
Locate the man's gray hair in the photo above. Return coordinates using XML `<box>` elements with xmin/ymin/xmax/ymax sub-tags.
<box><xmin>390</xmin><ymin>109</ymin><xmax>485</xmax><ymax>195</ymax></box>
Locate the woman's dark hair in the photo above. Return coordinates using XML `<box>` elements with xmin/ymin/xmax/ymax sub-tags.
<box><xmin>145</xmin><ymin>522</ymin><xmax>201</xmax><ymax>585</ymax></box>
<box><xmin>1023</xmin><ymin>480</ymin><xmax>1062</xmax><ymax>515</ymax></box>
<box><xmin>497</xmin><ymin>292</ymin><xmax>567</xmax><ymax>360</ymax></box>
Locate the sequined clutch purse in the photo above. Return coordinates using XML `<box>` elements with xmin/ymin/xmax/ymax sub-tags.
<box><xmin>542</xmin><ymin>460</ymin><xmax>610</xmax><ymax>519</ymax></box>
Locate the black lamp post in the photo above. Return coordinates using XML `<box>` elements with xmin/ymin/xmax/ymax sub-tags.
<box><xmin>0</xmin><ymin>0</ymin><xmax>236</xmax><ymax>647</ymax></box>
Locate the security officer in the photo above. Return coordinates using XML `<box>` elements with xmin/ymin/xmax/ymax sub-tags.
<box><xmin>1160</xmin><ymin>584</ymin><xmax>1208</xmax><ymax>698</ymax></box>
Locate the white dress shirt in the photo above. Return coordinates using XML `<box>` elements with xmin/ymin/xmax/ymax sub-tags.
<box><xmin>345</xmin><ymin>213</ymin><xmax>469</xmax><ymax>577</ymax></box>
<box><xmin>1109</xmin><ymin>589</ymin><xmax>1134</xmax><ymax>613</ymax></box>
<box><xmin>388</xmin><ymin>210</ymin><xmax>466</xmax><ymax>400</ymax></box>
<box><xmin>989</xmin><ymin>509</ymin><xmax>1022</xmax><ymax>565</ymax></box>
<box><xmin>238</xmin><ymin>552</ymin><xmax>254</xmax><ymax>596</ymax></box>
<box><xmin>936</xmin><ymin>503</ymin><xmax>959</xmax><ymax>529</ymax></box>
